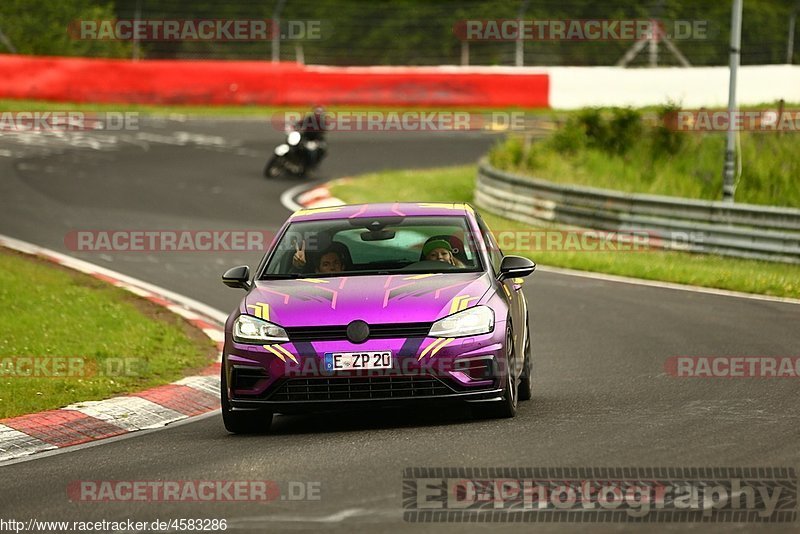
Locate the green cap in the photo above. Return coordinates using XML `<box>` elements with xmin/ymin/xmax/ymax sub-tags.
<box><xmin>422</xmin><ymin>239</ymin><xmax>453</xmax><ymax>257</ymax></box>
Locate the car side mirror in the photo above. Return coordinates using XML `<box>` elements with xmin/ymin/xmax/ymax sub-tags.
<box><xmin>498</xmin><ymin>255</ymin><xmax>536</xmax><ymax>281</ymax></box>
<box><xmin>222</xmin><ymin>265</ymin><xmax>252</xmax><ymax>290</ymax></box>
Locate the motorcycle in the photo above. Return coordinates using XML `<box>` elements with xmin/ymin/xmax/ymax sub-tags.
<box><xmin>263</xmin><ymin>129</ymin><xmax>326</xmax><ymax>179</ymax></box>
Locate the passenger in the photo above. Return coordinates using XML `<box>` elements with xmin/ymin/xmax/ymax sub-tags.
<box><xmin>422</xmin><ymin>239</ymin><xmax>465</xmax><ymax>267</ymax></box>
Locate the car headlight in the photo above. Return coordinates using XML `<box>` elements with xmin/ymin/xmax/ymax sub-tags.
<box><xmin>233</xmin><ymin>315</ymin><xmax>289</xmax><ymax>344</ymax></box>
<box><xmin>429</xmin><ymin>306</ymin><xmax>494</xmax><ymax>338</ymax></box>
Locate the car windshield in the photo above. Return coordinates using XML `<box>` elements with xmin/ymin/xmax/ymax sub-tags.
<box><xmin>261</xmin><ymin>215</ymin><xmax>483</xmax><ymax>278</ymax></box>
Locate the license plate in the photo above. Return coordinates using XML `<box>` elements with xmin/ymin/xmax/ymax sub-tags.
<box><xmin>324</xmin><ymin>351</ymin><xmax>392</xmax><ymax>371</ymax></box>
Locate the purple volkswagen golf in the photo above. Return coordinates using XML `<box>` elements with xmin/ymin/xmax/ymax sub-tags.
<box><xmin>220</xmin><ymin>202</ymin><xmax>535</xmax><ymax>433</ymax></box>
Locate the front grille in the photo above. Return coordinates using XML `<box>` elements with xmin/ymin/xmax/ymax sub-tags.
<box><xmin>285</xmin><ymin>323</ymin><xmax>431</xmax><ymax>342</ymax></box>
<box><xmin>267</xmin><ymin>376</ymin><xmax>452</xmax><ymax>401</ymax></box>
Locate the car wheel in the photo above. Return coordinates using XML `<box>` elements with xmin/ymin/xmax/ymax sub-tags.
<box><xmin>518</xmin><ymin>319</ymin><xmax>533</xmax><ymax>402</ymax></box>
<box><xmin>221</xmin><ymin>364</ymin><xmax>273</xmax><ymax>434</ymax></box>
<box><xmin>478</xmin><ymin>329</ymin><xmax>518</xmax><ymax>419</ymax></box>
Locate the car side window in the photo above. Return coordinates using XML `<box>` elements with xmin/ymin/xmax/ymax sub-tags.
<box><xmin>476</xmin><ymin>216</ymin><xmax>503</xmax><ymax>273</ymax></box>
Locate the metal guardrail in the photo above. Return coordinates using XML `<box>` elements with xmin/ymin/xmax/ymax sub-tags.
<box><xmin>475</xmin><ymin>160</ymin><xmax>800</xmax><ymax>264</ymax></box>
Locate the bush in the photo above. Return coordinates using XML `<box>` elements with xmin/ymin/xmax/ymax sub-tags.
<box><xmin>650</xmin><ymin>102</ymin><xmax>687</xmax><ymax>157</ymax></box>
<box><xmin>549</xmin><ymin>117</ymin><xmax>586</xmax><ymax>154</ymax></box>
<box><xmin>606</xmin><ymin>108</ymin><xmax>642</xmax><ymax>155</ymax></box>
<box><xmin>488</xmin><ymin>136</ymin><xmax>525</xmax><ymax>169</ymax></box>
<box><xmin>576</xmin><ymin>108</ymin><xmax>608</xmax><ymax>151</ymax></box>
<box><xmin>550</xmin><ymin>107</ymin><xmax>642</xmax><ymax>156</ymax></box>
<box><xmin>486</xmin><ymin>103</ymin><xmax>800</xmax><ymax>208</ymax></box>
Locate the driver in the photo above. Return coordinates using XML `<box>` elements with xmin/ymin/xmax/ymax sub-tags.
<box><xmin>422</xmin><ymin>239</ymin><xmax>464</xmax><ymax>267</ymax></box>
<box><xmin>292</xmin><ymin>240</ymin><xmax>346</xmax><ymax>273</ymax></box>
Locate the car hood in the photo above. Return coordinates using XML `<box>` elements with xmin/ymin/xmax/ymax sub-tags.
<box><xmin>244</xmin><ymin>272</ymin><xmax>493</xmax><ymax>327</ymax></box>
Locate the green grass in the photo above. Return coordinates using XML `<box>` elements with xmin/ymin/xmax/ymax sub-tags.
<box><xmin>0</xmin><ymin>249</ymin><xmax>217</xmax><ymax>419</ymax></box>
<box><xmin>488</xmin><ymin>107</ymin><xmax>800</xmax><ymax>208</ymax></box>
<box><xmin>0</xmin><ymin>99</ymin><xmax>556</xmax><ymax>118</ymax></box>
<box><xmin>328</xmin><ymin>165</ymin><xmax>800</xmax><ymax>299</ymax></box>
<box><xmin>2</xmin><ymin>99</ymin><xmax>796</xmax><ymax>118</ymax></box>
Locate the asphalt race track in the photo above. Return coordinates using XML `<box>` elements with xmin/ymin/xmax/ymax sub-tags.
<box><xmin>0</xmin><ymin>117</ymin><xmax>798</xmax><ymax>532</ymax></box>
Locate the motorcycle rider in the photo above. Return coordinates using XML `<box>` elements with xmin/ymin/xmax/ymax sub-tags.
<box><xmin>294</xmin><ymin>106</ymin><xmax>327</xmax><ymax>166</ymax></box>
<box><xmin>264</xmin><ymin>106</ymin><xmax>329</xmax><ymax>178</ymax></box>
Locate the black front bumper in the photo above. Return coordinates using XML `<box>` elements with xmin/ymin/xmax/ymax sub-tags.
<box><xmin>229</xmin><ymin>374</ymin><xmax>502</xmax><ymax>414</ymax></box>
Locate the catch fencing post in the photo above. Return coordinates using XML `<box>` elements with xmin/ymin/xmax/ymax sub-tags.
<box><xmin>722</xmin><ymin>0</ymin><xmax>743</xmax><ymax>203</ymax></box>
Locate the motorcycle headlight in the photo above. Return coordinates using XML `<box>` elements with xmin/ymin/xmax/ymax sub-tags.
<box><xmin>429</xmin><ymin>306</ymin><xmax>494</xmax><ymax>338</ymax></box>
<box><xmin>287</xmin><ymin>131</ymin><xmax>302</xmax><ymax>146</ymax></box>
<box><xmin>233</xmin><ymin>315</ymin><xmax>289</xmax><ymax>344</ymax></box>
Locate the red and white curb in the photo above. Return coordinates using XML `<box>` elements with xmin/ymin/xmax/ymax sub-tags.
<box><xmin>281</xmin><ymin>183</ymin><xmax>345</xmax><ymax>212</ymax></box>
<box><xmin>0</xmin><ymin>234</ymin><xmax>226</xmax><ymax>463</ymax></box>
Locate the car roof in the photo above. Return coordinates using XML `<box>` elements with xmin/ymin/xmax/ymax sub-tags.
<box><xmin>289</xmin><ymin>202</ymin><xmax>475</xmax><ymax>222</ymax></box>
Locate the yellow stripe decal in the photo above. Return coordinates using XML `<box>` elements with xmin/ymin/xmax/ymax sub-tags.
<box><xmin>418</xmin><ymin>338</ymin><xmax>447</xmax><ymax>361</ymax></box>
<box><xmin>449</xmin><ymin>296</ymin><xmax>465</xmax><ymax>314</ymax></box>
<box><xmin>416</xmin><ymin>202</ymin><xmax>460</xmax><ymax>210</ymax></box>
<box><xmin>274</xmin><ymin>344</ymin><xmax>298</xmax><ymax>364</ymax></box>
<box><xmin>404</xmin><ymin>273</ymin><xmax>440</xmax><ymax>280</ymax></box>
<box><xmin>263</xmin><ymin>345</ymin><xmax>286</xmax><ymax>362</ymax></box>
<box><xmin>247</xmin><ymin>303</ymin><xmax>270</xmax><ymax>321</ymax></box>
<box><xmin>449</xmin><ymin>295</ymin><xmax>477</xmax><ymax>314</ymax></box>
<box><xmin>292</xmin><ymin>207</ymin><xmax>342</xmax><ymax>217</ymax></box>
<box><xmin>430</xmin><ymin>338</ymin><xmax>455</xmax><ymax>357</ymax></box>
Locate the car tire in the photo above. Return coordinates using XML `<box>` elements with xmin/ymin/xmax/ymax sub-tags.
<box><xmin>221</xmin><ymin>364</ymin><xmax>273</xmax><ymax>434</ymax></box>
<box><xmin>518</xmin><ymin>319</ymin><xmax>533</xmax><ymax>402</ymax></box>
<box><xmin>476</xmin><ymin>329</ymin><xmax>518</xmax><ymax>419</ymax></box>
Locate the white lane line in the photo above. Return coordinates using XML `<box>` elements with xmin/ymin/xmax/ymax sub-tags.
<box><xmin>63</xmin><ymin>397</ymin><xmax>187</xmax><ymax>431</ymax></box>
<box><xmin>537</xmin><ymin>265</ymin><xmax>800</xmax><ymax>306</ymax></box>
<box><xmin>0</xmin><ymin>425</ymin><xmax>57</xmax><ymax>462</ymax></box>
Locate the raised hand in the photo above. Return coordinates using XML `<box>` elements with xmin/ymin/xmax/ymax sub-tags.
<box><xmin>292</xmin><ymin>239</ymin><xmax>307</xmax><ymax>268</ymax></box>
